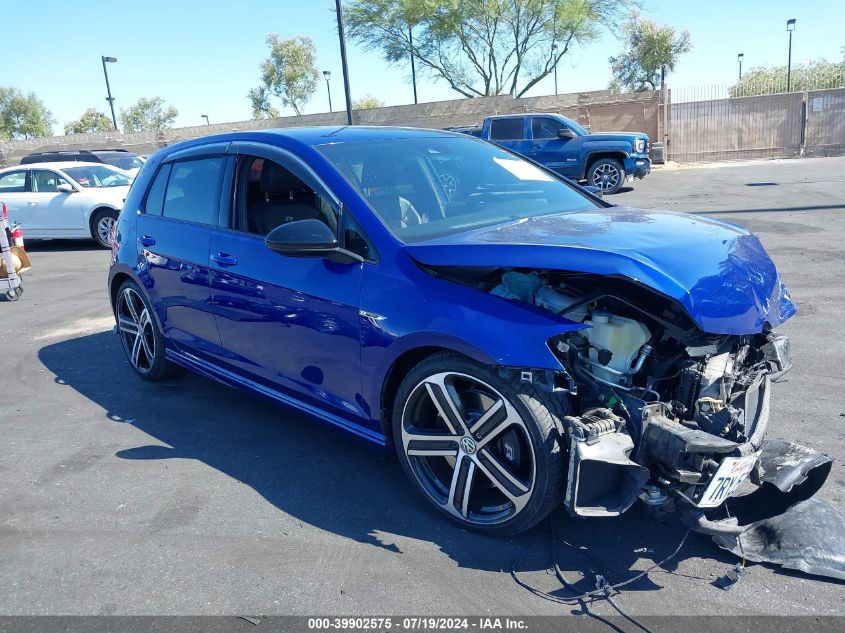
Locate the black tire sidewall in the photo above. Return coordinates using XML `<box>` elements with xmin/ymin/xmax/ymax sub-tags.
<box><xmin>391</xmin><ymin>352</ymin><xmax>567</xmax><ymax>536</ymax></box>
<box><xmin>116</xmin><ymin>279</ymin><xmax>174</xmax><ymax>381</ymax></box>
<box><xmin>588</xmin><ymin>158</ymin><xmax>626</xmax><ymax>194</ymax></box>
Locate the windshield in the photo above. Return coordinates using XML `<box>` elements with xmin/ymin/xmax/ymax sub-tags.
<box><xmin>318</xmin><ymin>136</ymin><xmax>599</xmax><ymax>242</ymax></box>
<box><xmin>64</xmin><ymin>165</ymin><xmax>131</xmax><ymax>188</ymax></box>
<box><xmin>101</xmin><ymin>154</ymin><xmax>144</xmax><ymax>170</ymax></box>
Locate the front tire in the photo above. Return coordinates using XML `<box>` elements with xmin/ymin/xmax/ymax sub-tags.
<box><xmin>115</xmin><ymin>280</ymin><xmax>176</xmax><ymax>381</ymax></box>
<box><xmin>91</xmin><ymin>209</ymin><xmax>118</xmax><ymax>249</ymax></box>
<box><xmin>392</xmin><ymin>353</ymin><xmax>569</xmax><ymax>535</ymax></box>
<box><xmin>587</xmin><ymin>158</ymin><xmax>625</xmax><ymax>194</ymax></box>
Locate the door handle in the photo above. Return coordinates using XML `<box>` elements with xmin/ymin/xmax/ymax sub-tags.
<box><xmin>27</xmin><ymin>200</ymin><xmax>39</xmax><ymax>206</ymax></box>
<box><xmin>138</xmin><ymin>235</ymin><xmax>156</xmax><ymax>247</ymax></box>
<box><xmin>211</xmin><ymin>252</ymin><xmax>238</xmax><ymax>267</ymax></box>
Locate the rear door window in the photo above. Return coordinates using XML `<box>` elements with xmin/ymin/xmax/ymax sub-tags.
<box><xmin>159</xmin><ymin>157</ymin><xmax>225</xmax><ymax>225</ymax></box>
<box><xmin>489</xmin><ymin>118</ymin><xmax>524</xmax><ymax>140</ymax></box>
<box><xmin>0</xmin><ymin>170</ymin><xmax>27</xmax><ymax>193</ymax></box>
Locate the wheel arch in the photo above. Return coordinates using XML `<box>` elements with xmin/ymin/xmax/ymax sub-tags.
<box><xmin>88</xmin><ymin>205</ymin><xmax>119</xmax><ymax>238</ymax></box>
<box><xmin>378</xmin><ymin>344</ymin><xmax>487</xmax><ymax>442</ymax></box>
<box><xmin>582</xmin><ymin>151</ymin><xmax>627</xmax><ymax>179</ymax></box>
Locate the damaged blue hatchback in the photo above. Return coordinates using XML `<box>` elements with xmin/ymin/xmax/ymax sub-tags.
<box><xmin>109</xmin><ymin>126</ymin><xmax>830</xmax><ymax>538</ymax></box>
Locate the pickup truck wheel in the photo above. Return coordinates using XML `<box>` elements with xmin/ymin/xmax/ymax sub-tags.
<box><xmin>587</xmin><ymin>158</ymin><xmax>625</xmax><ymax>194</ymax></box>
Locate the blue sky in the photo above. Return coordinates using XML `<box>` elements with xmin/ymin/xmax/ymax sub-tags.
<box><xmin>2</xmin><ymin>0</ymin><xmax>842</xmax><ymax>132</ymax></box>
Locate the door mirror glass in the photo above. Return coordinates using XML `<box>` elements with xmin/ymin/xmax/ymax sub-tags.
<box><xmin>557</xmin><ymin>127</ymin><xmax>576</xmax><ymax>140</ymax></box>
<box><xmin>57</xmin><ymin>183</ymin><xmax>75</xmax><ymax>193</ymax></box>
<box><xmin>265</xmin><ymin>218</ymin><xmax>338</xmax><ymax>256</ymax></box>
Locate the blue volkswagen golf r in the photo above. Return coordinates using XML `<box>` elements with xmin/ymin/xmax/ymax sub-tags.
<box><xmin>109</xmin><ymin>126</ymin><xmax>825</xmax><ymax>536</ymax></box>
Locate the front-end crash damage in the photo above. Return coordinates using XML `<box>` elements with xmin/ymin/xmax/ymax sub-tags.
<box><xmin>424</xmin><ymin>264</ymin><xmax>840</xmax><ymax>578</ymax></box>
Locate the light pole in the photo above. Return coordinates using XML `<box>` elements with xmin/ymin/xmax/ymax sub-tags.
<box><xmin>552</xmin><ymin>43</ymin><xmax>558</xmax><ymax>94</ymax></box>
<box><xmin>786</xmin><ymin>19</ymin><xmax>796</xmax><ymax>92</ymax></box>
<box><xmin>335</xmin><ymin>0</ymin><xmax>353</xmax><ymax>125</ymax></box>
<box><xmin>408</xmin><ymin>23</ymin><xmax>418</xmax><ymax>104</ymax></box>
<box><xmin>323</xmin><ymin>71</ymin><xmax>333</xmax><ymax>112</ymax></box>
<box><xmin>101</xmin><ymin>56</ymin><xmax>118</xmax><ymax>131</ymax></box>
<box><xmin>201</xmin><ymin>115</ymin><xmax>210</xmax><ymax>125</ymax></box>
<box><xmin>737</xmin><ymin>53</ymin><xmax>744</xmax><ymax>81</ymax></box>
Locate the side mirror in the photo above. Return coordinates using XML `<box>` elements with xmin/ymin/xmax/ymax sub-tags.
<box><xmin>57</xmin><ymin>183</ymin><xmax>75</xmax><ymax>193</ymax></box>
<box><xmin>264</xmin><ymin>218</ymin><xmax>362</xmax><ymax>264</ymax></box>
<box><xmin>557</xmin><ymin>128</ymin><xmax>576</xmax><ymax>140</ymax></box>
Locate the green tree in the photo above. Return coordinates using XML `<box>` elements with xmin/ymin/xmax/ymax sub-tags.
<box><xmin>64</xmin><ymin>108</ymin><xmax>114</xmax><ymax>134</ymax></box>
<box><xmin>250</xmin><ymin>34</ymin><xmax>320</xmax><ymax>116</ymax></box>
<box><xmin>353</xmin><ymin>94</ymin><xmax>386</xmax><ymax>109</ymax></box>
<box><xmin>247</xmin><ymin>86</ymin><xmax>281</xmax><ymax>119</ymax></box>
<box><xmin>729</xmin><ymin>58</ymin><xmax>845</xmax><ymax>97</ymax></box>
<box><xmin>345</xmin><ymin>0</ymin><xmax>628</xmax><ymax>99</ymax></box>
<box><xmin>608</xmin><ymin>11</ymin><xmax>691</xmax><ymax>92</ymax></box>
<box><xmin>0</xmin><ymin>87</ymin><xmax>55</xmax><ymax>140</ymax></box>
<box><xmin>120</xmin><ymin>97</ymin><xmax>178</xmax><ymax>133</ymax></box>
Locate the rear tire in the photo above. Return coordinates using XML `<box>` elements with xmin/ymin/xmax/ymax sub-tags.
<box><xmin>587</xmin><ymin>158</ymin><xmax>625</xmax><ymax>194</ymax></box>
<box><xmin>115</xmin><ymin>279</ymin><xmax>177</xmax><ymax>381</ymax></box>
<box><xmin>392</xmin><ymin>352</ymin><xmax>569</xmax><ymax>536</ymax></box>
<box><xmin>91</xmin><ymin>209</ymin><xmax>118</xmax><ymax>249</ymax></box>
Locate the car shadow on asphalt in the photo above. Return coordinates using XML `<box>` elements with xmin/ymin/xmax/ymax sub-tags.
<box><xmin>38</xmin><ymin>330</ymin><xmax>739</xmax><ymax>593</ymax></box>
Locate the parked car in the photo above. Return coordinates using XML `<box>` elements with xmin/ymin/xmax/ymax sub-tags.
<box><xmin>21</xmin><ymin>148</ymin><xmax>145</xmax><ymax>177</ymax></box>
<box><xmin>466</xmin><ymin>113</ymin><xmax>650</xmax><ymax>194</ymax></box>
<box><xmin>108</xmin><ymin>126</ymin><xmax>826</xmax><ymax>537</ymax></box>
<box><xmin>0</xmin><ymin>161</ymin><xmax>131</xmax><ymax>248</ymax></box>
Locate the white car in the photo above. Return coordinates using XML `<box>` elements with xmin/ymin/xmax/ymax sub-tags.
<box><xmin>0</xmin><ymin>161</ymin><xmax>132</xmax><ymax>248</ymax></box>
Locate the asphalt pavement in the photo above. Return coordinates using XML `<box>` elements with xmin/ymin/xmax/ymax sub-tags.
<box><xmin>0</xmin><ymin>156</ymin><xmax>844</xmax><ymax>617</ymax></box>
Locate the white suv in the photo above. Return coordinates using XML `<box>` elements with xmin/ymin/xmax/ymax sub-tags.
<box><xmin>0</xmin><ymin>161</ymin><xmax>131</xmax><ymax>248</ymax></box>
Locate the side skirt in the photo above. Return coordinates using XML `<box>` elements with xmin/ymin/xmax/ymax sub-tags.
<box><xmin>165</xmin><ymin>348</ymin><xmax>386</xmax><ymax>447</ymax></box>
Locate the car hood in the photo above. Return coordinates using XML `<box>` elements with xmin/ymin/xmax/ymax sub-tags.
<box><xmin>404</xmin><ymin>207</ymin><xmax>796</xmax><ymax>335</ymax></box>
<box><xmin>583</xmin><ymin>132</ymin><xmax>647</xmax><ymax>143</ymax></box>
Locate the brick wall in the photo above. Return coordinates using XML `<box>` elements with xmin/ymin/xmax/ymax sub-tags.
<box><xmin>0</xmin><ymin>89</ymin><xmax>661</xmax><ymax>167</ymax></box>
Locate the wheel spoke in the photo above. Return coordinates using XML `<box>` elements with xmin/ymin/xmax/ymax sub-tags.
<box><xmin>130</xmin><ymin>331</ymin><xmax>144</xmax><ymax>368</ymax></box>
<box><xmin>448</xmin><ymin>454</ymin><xmax>476</xmax><ymax>517</ymax></box>
<box><xmin>476</xmin><ymin>447</ymin><xmax>530</xmax><ymax>503</ymax></box>
<box><xmin>424</xmin><ymin>377</ymin><xmax>466</xmax><ymax>435</ymax></box>
<box><xmin>122</xmin><ymin>289</ymin><xmax>140</xmax><ymax>322</ymax></box>
<box><xmin>118</xmin><ymin>316</ymin><xmax>139</xmax><ymax>336</ymax></box>
<box><xmin>405</xmin><ymin>431</ymin><xmax>459</xmax><ymax>457</ymax></box>
<box><xmin>469</xmin><ymin>399</ymin><xmax>507</xmax><ymax>439</ymax></box>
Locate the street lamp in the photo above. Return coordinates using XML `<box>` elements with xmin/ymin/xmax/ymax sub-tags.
<box><xmin>201</xmin><ymin>115</ymin><xmax>210</xmax><ymax>125</ymax></box>
<box><xmin>786</xmin><ymin>19</ymin><xmax>796</xmax><ymax>92</ymax></box>
<box><xmin>334</xmin><ymin>0</ymin><xmax>353</xmax><ymax>125</ymax></box>
<box><xmin>737</xmin><ymin>53</ymin><xmax>744</xmax><ymax>81</ymax></box>
<box><xmin>101</xmin><ymin>56</ymin><xmax>118</xmax><ymax>131</ymax></box>
<box><xmin>408</xmin><ymin>23</ymin><xmax>418</xmax><ymax>104</ymax></box>
<box><xmin>323</xmin><ymin>71</ymin><xmax>333</xmax><ymax>112</ymax></box>
<box><xmin>552</xmin><ymin>43</ymin><xmax>559</xmax><ymax>94</ymax></box>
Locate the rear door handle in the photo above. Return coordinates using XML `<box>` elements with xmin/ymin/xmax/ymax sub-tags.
<box><xmin>211</xmin><ymin>252</ymin><xmax>238</xmax><ymax>267</ymax></box>
<box><xmin>139</xmin><ymin>235</ymin><xmax>156</xmax><ymax>247</ymax></box>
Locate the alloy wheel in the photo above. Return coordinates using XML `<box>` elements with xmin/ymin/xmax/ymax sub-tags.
<box><xmin>116</xmin><ymin>287</ymin><xmax>156</xmax><ymax>374</ymax></box>
<box><xmin>592</xmin><ymin>163</ymin><xmax>620</xmax><ymax>191</ymax></box>
<box><xmin>400</xmin><ymin>372</ymin><xmax>536</xmax><ymax>525</ymax></box>
<box><xmin>97</xmin><ymin>215</ymin><xmax>116</xmax><ymax>247</ymax></box>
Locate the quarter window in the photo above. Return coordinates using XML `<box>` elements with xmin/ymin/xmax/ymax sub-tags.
<box><xmin>160</xmin><ymin>157</ymin><xmax>225</xmax><ymax>225</ymax></box>
<box><xmin>489</xmin><ymin>118</ymin><xmax>524</xmax><ymax>140</ymax></box>
<box><xmin>144</xmin><ymin>163</ymin><xmax>172</xmax><ymax>216</ymax></box>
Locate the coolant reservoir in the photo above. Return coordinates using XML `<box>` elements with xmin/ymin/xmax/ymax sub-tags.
<box><xmin>583</xmin><ymin>311</ymin><xmax>651</xmax><ymax>385</ymax></box>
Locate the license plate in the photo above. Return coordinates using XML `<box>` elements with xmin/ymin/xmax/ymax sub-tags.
<box><xmin>697</xmin><ymin>453</ymin><xmax>759</xmax><ymax>508</ymax></box>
